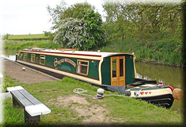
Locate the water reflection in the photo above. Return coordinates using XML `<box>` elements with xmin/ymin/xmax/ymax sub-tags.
<box><xmin>136</xmin><ymin>62</ymin><xmax>185</xmax><ymax>113</ymax></box>
<box><xmin>136</xmin><ymin>62</ymin><xmax>184</xmax><ymax>88</ymax></box>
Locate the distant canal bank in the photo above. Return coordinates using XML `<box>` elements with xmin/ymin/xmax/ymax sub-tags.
<box><xmin>2</xmin><ymin>54</ymin><xmax>185</xmax><ymax>114</ymax></box>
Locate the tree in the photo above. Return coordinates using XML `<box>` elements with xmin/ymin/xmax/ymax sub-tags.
<box><xmin>61</xmin><ymin>3</ymin><xmax>94</xmax><ymax>19</ymax></box>
<box><xmin>47</xmin><ymin>1</ymin><xmax>67</xmax><ymax>30</ymax></box>
<box><xmin>53</xmin><ymin>18</ymin><xmax>85</xmax><ymax>49</ymax></box>
<box><xmin>103</xmin><ymin>2</ymin><xmax>184</xmax><ymax>42</ymax></box>
<box><xmin>43</xmin><ymin>31</ymin><xmax>54</xmax><ymax>40</ymax></box>
<box><xmin>49</xmin><ymin>2</ymin><xmax>106</xmax><ymax>50</ymax></box>
<box><xmin>82</xmin><ymin>10</ymin><xmax>106</xmax><ymax>49</ymax></box>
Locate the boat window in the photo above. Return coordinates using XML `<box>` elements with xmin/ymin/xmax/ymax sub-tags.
<box><xmin>112</xmin><ymin>59</ymin><xmax>117</xmax><ymax>77</ymax></box>
<box><xmin>119</xmin><ymin>59</ymin><xmax>124</xmax><ymax>77</ymax></box>
<box><xmin>40</xmin><ymin>55</ymin><xmax>45</xmax><ymax>65</ymax></box>
<box><xmin>19</xmin><ymin>53</ymin><xmax>23</xmax><ymax>59</ymax></box>
<box><xmin>77</xmin><ymin>60</ymin><xmax>89</xmax><ymax>76</ymax></box>
<box><xmin>31</xmin><ymin>54</ymin><xmax>35</xmax><ymax>63</ymax></box>
<box><xmin>23</xmin><ymin>53</ymin><xmax>27</xmax><ymax>61</ymax></box>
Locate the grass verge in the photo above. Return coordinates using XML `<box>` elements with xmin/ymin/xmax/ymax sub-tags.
<box><xmin>1</xmin><ymin>75</ymin><xmax>184</xmax><ymax>126</ymax></box>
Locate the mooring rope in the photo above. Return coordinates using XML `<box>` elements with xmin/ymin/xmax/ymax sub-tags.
<box><xmin>73</xmin><ymin>88</ymin><xmax>130</xmax><ymax>98</ymax></box>
<box><xmin>73</xmin><ymin>88</ymin><xmax>93</xmax><ymax>97</ymax></box>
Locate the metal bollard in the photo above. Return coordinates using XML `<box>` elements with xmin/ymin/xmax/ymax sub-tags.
<box><xmin>97</xmin><ymin>88</ymin><xmax>104</xmax><ymax>99</ymax></box>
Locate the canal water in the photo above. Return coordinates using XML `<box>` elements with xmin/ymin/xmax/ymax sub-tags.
<box><xmin>2</xmin><ymin>54</ymin><xmax>185</xmax><ymax>113</ymax></box>
<box><xmin>136</xmin><ymin>62</ymin><xmax>185</xmax><ymax>114</ymax></box>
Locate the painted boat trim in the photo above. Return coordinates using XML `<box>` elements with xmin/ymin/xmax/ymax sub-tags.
<box><xmin>129</xmin><ymin>87</ymin><xmax>172</xmax><ymax>98</ymax></box>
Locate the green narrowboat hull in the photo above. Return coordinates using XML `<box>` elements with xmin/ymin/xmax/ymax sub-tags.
<box><xmin>17</xmin><ymin>48</ymin><xmax>136</xmax><ymax>86</ymax></box>
<box><xmin>16</xmin><ymin>48</ymin><xmax>178</xmax><ymax>109</ymax></box>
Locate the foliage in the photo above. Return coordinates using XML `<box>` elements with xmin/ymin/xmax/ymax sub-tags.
<box><xmin>43</xmin><ymin>31</ymin><xmax>54</xmax><ymax>40</ymax></box>
<box><xmin>101</xmin><ymin>38</ymin><xmax>184</xmax><ymax>67</ymax></box>
<box><xmin>53</xmin><ymin>18</ymin><xmax>85</xmax><ymax>49</ymax></box>
<box><xmin>61</xmin><ymin>2</ymin><xmax>94</xmax><ymax>19</ymax></box>
<box><xmin>103</xmin><ymin>2</ymin><xmax>184</xmax><ymax>41</ymax></box>
<box><xmin>82</xmin><ymin>10</ymin><xmax>106</xmax><ymax>49</ymax></box>
<box><xmin>102</xmin><ymin>2</ymin><xmax>185</xmax><ymax>67</ymax></box>
<box><xmin>51</xmin><ymin>3</ymin><xmax>106</xmax><ymax>50</ymax></box>
<box><xmin>47</xmin><ymin>1</ymin><xmax>67</xmax><ymax>30</ymax></box>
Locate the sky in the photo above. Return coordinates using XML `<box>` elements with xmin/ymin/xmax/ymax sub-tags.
<box><xmin>0</xmin><ymin>0</ymin><xmax>105</xmax><ymax>35</ymax></box>
<box><xmin>0</xmin><ymin>0</ymin><xmax>182</xmax><ymax>35</ymax></box>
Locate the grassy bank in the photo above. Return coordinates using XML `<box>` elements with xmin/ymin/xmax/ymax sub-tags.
<box><xmin>3</xmin><ymin>34</ymin><xmax>60</xmax><ymax>54</ymax></box>
<box><xmin>4</xmin><ymin>40</ymin><xmax>61</xmax><ymax>54</ymax></box>
<box><xmin>1</xmin><ymin>75</ymin><xmax>184</xmax><ymax>126</ymax></box>
<box><xmin>5</xmin><ymin>34</ymin><xmax>48</xmax><ymax>41</ymax></box>
<box><xmin>101</xmin><ymin>38</ymin><xmax>184</xmax><ymax>67</ymax></box>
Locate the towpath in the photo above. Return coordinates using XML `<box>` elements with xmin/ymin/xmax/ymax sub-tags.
<box><xmin>3</xmin><ymin>58</ymin><xmax>59</xmax><ymax>84</ymax></box>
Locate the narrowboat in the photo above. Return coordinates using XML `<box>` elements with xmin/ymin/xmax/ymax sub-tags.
<box><xmin>16</xmin><ymin>47</ymin><xmax>182</xmax><ymax>108</ymax></box>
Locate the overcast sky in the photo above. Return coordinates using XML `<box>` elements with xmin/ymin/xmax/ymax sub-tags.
<box><xmin>0</xmin><ymin>0</ymin><xmax>182</xmax><ymax>35</ymax></box>
<box><xmin>0</xmin><ymin>0</ymin><xmax>105</xmax><ymax>35</ymax></box>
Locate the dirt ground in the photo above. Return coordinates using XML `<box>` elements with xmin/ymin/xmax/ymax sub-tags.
<box><xmin>3</xmin><ymin>59</ymin><xmax>58</xmax><ymax>84</ymax></box>
<box><xmin>48</xmin><ymin>95</ymin><xmax>111</xmax><ymax>124</ymax></box>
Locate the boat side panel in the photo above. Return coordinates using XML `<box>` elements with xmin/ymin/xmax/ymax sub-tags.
<box><xmin>101</xmin><ymin>57</ymin><xmax>111</xmax><ymax>85</ymax></box>
<box><xmin>46</xmin><ymin>55</ymin><xmax>100</xmax><ymax>80</ymax></box>
<box><xmin>18</xmin><ymin>52</ymin><xmax>100</xmax><ymax>80</ymax></box>
<box><xmin>46</xmin><ymin>55</ymin><xmax>77</xmax><ymax>72</ymax></box>
<box><xmin>125</xmin><ymin>55</ymin><xmax>135</xmax><ymax>85</ymax></box>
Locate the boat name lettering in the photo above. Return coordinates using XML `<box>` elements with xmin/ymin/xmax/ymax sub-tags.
<box><xmin>54</xmin><ymin>58</ymin><xmax>76</xmax><ymax>67</ymax></box>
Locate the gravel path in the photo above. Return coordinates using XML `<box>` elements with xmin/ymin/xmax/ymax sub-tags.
<box><xmin>4</xmin><ymin>59</ymin><xmax>59</xmax><ymax>84</ymax></box>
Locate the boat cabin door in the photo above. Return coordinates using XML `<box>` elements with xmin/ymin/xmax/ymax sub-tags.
<box><xmin>111</xmin><ymin>56</ymin><xmax>125</xmax><ymax>86</ymax></box>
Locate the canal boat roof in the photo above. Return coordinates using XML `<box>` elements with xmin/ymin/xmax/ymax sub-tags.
<box><xmin>22</xmin><ymin>48</ymin><xmax>134</xmax><ymax>58</ymax></box>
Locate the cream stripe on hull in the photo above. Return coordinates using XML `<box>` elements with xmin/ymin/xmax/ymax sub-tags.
<box><xmin>17</xmin><ymin>60</ymin><xmax>102</xmax><ymax>85</ymax></box>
